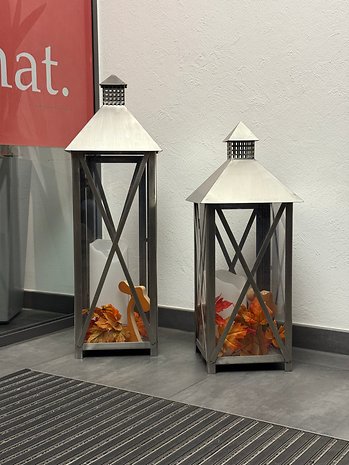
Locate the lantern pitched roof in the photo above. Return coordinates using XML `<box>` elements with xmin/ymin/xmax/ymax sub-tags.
<box><xmin>223</xmin><ymin>121</ymin><xmax>259</xmax><ymax>142</ymax></box>
<box><xmin>66</xmin><ymin>106</ymin><xmax>161</xmax><ymax>152</ymax></box>
<box><xmin>187</xmin><ymin>123</ymin><xmax>302</xmax><ymax>204</ymax></box>
<box><xmin>186</xmin><ymin>159</ymin><xmax>302</xmax><ymax>204</ymax></box>
<box><xmin>100</xmin><ymin>75</ymin><xmax>127</xmax><ymax>87</ymax></box>
<box><xmin>65</xmin><ymin>75</ymin><xmax>161</xmax><ymax>153</ymax></box>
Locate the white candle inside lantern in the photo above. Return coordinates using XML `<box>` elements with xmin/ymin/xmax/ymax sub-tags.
<box><xmin>89</xmin><ymin>239</ymin><xmax>129</xmax><ymax>323</ymax></box>
<box><xmin>215</xmin><ymin>269</ymin><xmax>247</xmax><ymax>318</ymax></box>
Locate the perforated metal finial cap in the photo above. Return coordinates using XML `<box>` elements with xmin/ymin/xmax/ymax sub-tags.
<box><xmin>100</xmin><ymin>75</ymin><xmax>127</xmax><ymax>106</ymax></box>
<box><xmin>224</xmin><ymin>122</ymin><xmax>258</xmax><ymax>159</ymax></box>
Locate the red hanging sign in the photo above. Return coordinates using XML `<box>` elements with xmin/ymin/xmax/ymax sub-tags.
<box><xmin>0</xmin><ymin>1</ymin><xmax>94</xmax><ymax>148</ymax></box>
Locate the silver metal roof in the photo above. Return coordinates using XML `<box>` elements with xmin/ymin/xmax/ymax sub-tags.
<box><xmin>223</xmin><ymin>121</ymin><xmax>259</xmax><ymax>142</ymax></box>
<box><xmin>100</xmin><ymin>75</ymin><xmax>127</xmax><ymax>87</ymax></box>
<box><xmin>66</xmin><ymin>74</ymin><xmax>161</xmax><ymax>153</ymax></box>
<box><xmin>65</xmin><ymin>105</ymin><xmax>161</xmax><ymax>153</ymax></box>
<box><xmin>187</xmin><ymin>122</ymin><xmax>302</xmax><ymax>204</ymax></box>
<box><xmin>187</xmin><ymin>158</ymin><xmax>302</xmax><ymax>204</ymax></box>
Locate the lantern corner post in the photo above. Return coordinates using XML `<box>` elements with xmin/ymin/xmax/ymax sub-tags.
<box><xmin>139</xmin><ymin>164</ymin><xmax>147</xmax><ymax>287</ymax></box>
<box><xmin>194</xmin><ymin>203</ymin><xmax>199</xmax><ymax>347</ymax></box>
<box><xmin>147</xmin><ymin>152</ymin><xmax>158</xmax><ymax>356</ymax></box>
<box><xmin>284</xmin><ymin>202</ymin><xmax>293</xmax><ymax>371</ymax></box>
<box><xmin>205</xmin><ymin>205</ymin><xmax>217</xmax><ymax>374</ymax></box>
<box><xmin>71</xmin><ymin>153</ymin><xmax>85</xmax><ymax>359</ymax></box>
<box><xmin>256</xmin><ymin>203</ymin><xmax>271</xmax><ymax>291</ymax></box>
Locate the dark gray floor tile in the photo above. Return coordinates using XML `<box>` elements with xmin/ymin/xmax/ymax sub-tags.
<box><xmin>1</xmin><ymin>326</ymin><xmax>349</xmax><ymax>440</ymax></box>
<box><xmin>0</xmin><ymin>328</ymin><xmax>74</xmax><ymax>368</ymax></box>
<box><xmin>294</xmin><ymin>347</ymin><xmax>349</xmax><ymax>371</ymax></box>
<box><xmin>172</xmin><ymin>360</ymin><xmax>349</xmax><ymax>440</ymax></box>
<box><xmin>0</xmin><ymin>360</ymin><xmax>20</xmax><ymax>377</ymax></box>
<box><xmin>35</xmin><ymin>328</ymin><xmax>207</xmax><ymax>397</ymax></box>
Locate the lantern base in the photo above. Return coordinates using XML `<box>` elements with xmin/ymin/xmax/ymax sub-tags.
<box><xmin>75</xmin><ymin>347</ymin><xmax>83</xmax><ymax>359</ymax></box>
<box><xmin>215</xmin><ymin>354</ymin><xmax>285</xmax><ymax>365</ymax></box>
<box><xmin>195</xmin><ymin>338</ymin><xmax>291</xmax><ymax>373</ymax></box>
<box><xmin>150</xmin><ymin>344</ymin><xmax>158</xmax><ymax>356</ymax></box>
<box><xmin>284</xmin><ymin>361</ymin><xmax>293</xmax><ymax>372</ymax></box>
<box><xmin>83</xmin><ymin>341</ymin><xmax>152</xmax><ymax>351</ymax></box>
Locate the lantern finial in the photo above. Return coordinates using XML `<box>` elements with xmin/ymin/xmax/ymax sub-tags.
<box><xmin>223</xmin><ymin>122</ymin><xmax>259</xmax><ymax>160</ymax></box>
<box><xmin>100</xmin><ymin>75</ymin><xmax>127</xmax><ymax>106</ymax></box>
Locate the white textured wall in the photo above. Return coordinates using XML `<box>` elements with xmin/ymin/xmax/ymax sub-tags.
<box><xmin>98</xmin><ymin>0</ymin><xmax>349</xmax><ymax>331</ymax></box>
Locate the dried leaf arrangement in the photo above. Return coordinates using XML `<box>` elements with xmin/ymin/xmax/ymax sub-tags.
<box><xmin>84</xmin><ymin>304</ymin><xmax>130</xmax><ymax>343</ymax></box>
<box><xmin>84</xmin><ymin>281</ymin><xmax>150</xmax><ymax>344</ymax></box>
<box><xmin>216</xmin><ymin>289</ymin><xmax>285</xmax><ymax>357</ymax></box>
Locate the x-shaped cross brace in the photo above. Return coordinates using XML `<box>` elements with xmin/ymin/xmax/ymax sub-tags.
<box><xmin>77</xmin><ymin>155</ymin><xmax>151</xmax><ymax>348</ymax></box>
<box><xmin>210</xmin><ymin>204</ymin><xmax>289</xmax><ymax>362</ymax></box>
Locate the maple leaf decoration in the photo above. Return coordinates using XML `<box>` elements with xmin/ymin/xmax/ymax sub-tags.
<box><xmin>134</xmin><ymin>312</ymin><xmax>147</xmax><ymax>338</ymax></box>
<box><xmin>265</xmin><ymin>322</ymin><xmax>285</xmax><ymax>349</ymax></box>
<box><xmin>218</xmin><ymin>322</ymin><xmax>255</xmax><ymax>354</ymax></box>
<box><xmin>216</xmin><ymin>291</ymin><xmax>285</xmax><ymax>357</ymax></box>
<box><xmin>84</xmin><ymin>304</ymin><xmax>130</xmax><ymax>343</ymax></box>
<box><xmin>215</xmin><ymin>295</ymin><xmax>233</xmax><ymax>326</ymax></box>
<box><xmin>241</xmin><ymin>296</ymin><xmax>274</xmax><ymax>328</ymax></box>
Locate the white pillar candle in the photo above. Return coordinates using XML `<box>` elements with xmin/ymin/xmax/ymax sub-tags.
<box><xmin>89</xmin><ymin>239</ymin><xmax>129</xmax><ymax>323</ymax></box>
<box><xmin>215</xmin><ymin>269</ymin><xmax>247</xmax><ymax>318</ymax></box>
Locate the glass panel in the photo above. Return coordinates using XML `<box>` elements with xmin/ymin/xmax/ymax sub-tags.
<box><xmin>194</xmin><ymin>204</ymin><xmax>206</xmax><ymax>351</ymax></box>
<box><xmin>0</xmin><ymin>150</ymin><xmax>31</xmax><ymax>322</ymax></box>
<box><xmin>83</xmin><ymin>160</ymin><xmax>150</xmax><ymax>344</ymax></box>
<box><xmin>0</xmin><ymin>145</ymin><xmax>73</xmax><ymax>336</ymax></box>
<box><xmin>215</xmin><ymin>206</ymin><xmax>286</xmax><ymax>358</ymax></box>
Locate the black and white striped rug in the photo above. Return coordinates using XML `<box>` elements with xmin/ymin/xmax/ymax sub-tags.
<box><xmin>1</xmin><ymin>369</ymin><xmax>348</xmax><ymax>465</ymax></box>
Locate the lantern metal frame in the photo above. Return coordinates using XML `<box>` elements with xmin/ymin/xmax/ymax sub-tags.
<box><xmin>194</xmin><ymin>202</ymin><xmax>293</xmax><ymax>374</ymax></box>
<box><xmin>188</xmin><ymin>122</ymin><xmax>301</xmax><ymax>374</ymax></box>
<box><xmin>67</xmin><ymin>76</ymin><xmax>160</xmax><ymax>359</ymax></box>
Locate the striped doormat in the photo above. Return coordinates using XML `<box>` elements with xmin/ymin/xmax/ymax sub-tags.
<box><xmin>0</xmin><ymin>369</ymin><xmax>348</xmax><ymax>465</ymax></box>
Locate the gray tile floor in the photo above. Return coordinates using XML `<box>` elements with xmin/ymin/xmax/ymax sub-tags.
<box><xmin>1</xmin><ymin>327</ymin><xmax>348</xmax><ymax>441</ymax></box>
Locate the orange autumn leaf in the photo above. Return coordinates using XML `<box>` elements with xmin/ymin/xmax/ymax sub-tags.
<box><xmin>215</xmin><ymin>295</ymin><xmax>233</xmax><ymax>326</ymax></box>
<box><xmin>86</xmin><ymin>326</ymin><xmax>130</xmax><ymax>343</ymax></box>
<box><xmin>242</xmin><ymin>297</ymin><xmax>273</xmax><ymax>328</ymax></box>
<box><xmin>239</xmin><ymin>326</ymin><xmax>269</xmax><ymax>355</ymax></box>
<box><xmin>215</xmin><ymin>292</ymin><xmax>282</xmax><ymax>357</ymax></box>
<box><xmin>235</xmin><ymin>304</ymin><xmax>248</xmax><ymax>324</ymax></box>
<box><xmin>114</xmin><ymin>329</ymin><xmax>130</xmax><ymax>342</ymax></box>
<box><xmin>85</xmin><ymin>304</ymin><xmax>130</xmax><ymax>343</ymax></box>
<box><xmin>100</xmin><ymin>303</ymin><xmax>120</xmax><ymax>316</ymax></box>
<box><xmin>238</xmin><ymin>333</ymin><xmax>261</xmax><ymax>356</ymax></box>
<box><xmin>215</xmin><ymin>295</ymin><xmax>233</xmax><ymax>313</ymax></box>
<box><xmin>99</xmin><ymin>304</ymin><xmax>122</xmax><ymax>326</ymax></box>
<box><xmin>265</xmin><ymin>322</ymin><xmax>285</xmax><ymax>349</ymax></box>
<box><xmin>134</xmin><ymin>311</ymin><xmax>147</xmax><ymax>338</ymax></box>
<box><xmin>218</xmin><ymin>321</ymin><xmax>255</xmax><ymax>354</ymax></box>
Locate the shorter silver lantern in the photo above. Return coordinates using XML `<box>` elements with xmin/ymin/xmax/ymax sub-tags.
<box><xmin>187</xmin><ymin>122</ymin><xmax>302</xmax><ymax>374</ymax></box>
<box><xmin>66</xmin><ymin>75</ymin><xmax>161</xmax><ymax>359</ymax></box>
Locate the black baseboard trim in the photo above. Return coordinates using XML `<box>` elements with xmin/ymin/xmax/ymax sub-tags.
<box><xmin>158</xmin><ymin>306</ymin><xmax>349</xmax><ymax>356</ymax></box>
<box><xmin>0</xmin><ymin>315</ymin><xmax>74</xmax><ymax>347</ymax></box>
<box><xmin>292</xmin><ymin>324</ymin><xmax>349</xmax><ymax>356</ymax></box>
<box><xmin>23</xmin><ymin>290</ymin><xmax>74</xmax><ymax>314</ymax></box>
<box><xmin>159</xmin><ymin>306</ymin><xmax>195</xmax><ymax>332</ymax></box>
<box><xmin>0</xmin><ymin>290</ymin><xmax>74</xmax><ymax>346</ymax></box>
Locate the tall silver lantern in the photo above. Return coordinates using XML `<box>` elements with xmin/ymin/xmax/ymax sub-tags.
<box><xmin>187</xmin><ymin>122</ymin><xmax>302</xmax><ymax>374</ymax></box>
<box><xmin>66</xmin><ymin>75</ymin><xmax>161</xmax><ymax>359</ymax></box>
